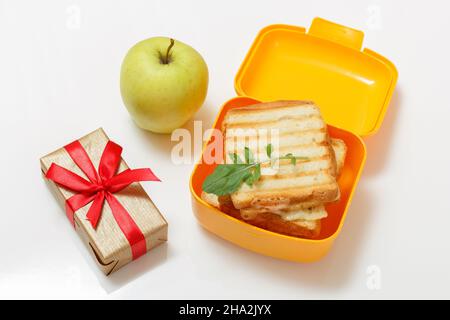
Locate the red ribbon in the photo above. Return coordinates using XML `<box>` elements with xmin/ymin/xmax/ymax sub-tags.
<box><xmin>45</xmin><ymin>140</ymin><xmax>160</xmax><ymax>260</ymax></box>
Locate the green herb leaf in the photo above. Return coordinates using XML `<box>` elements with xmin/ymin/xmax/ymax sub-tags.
<box><xmin>285</xmin><ymin>153</ymin><xmax>296</xmax><ymax>165</ymax></box>
<box><xmin>266</xmin><ymin>144</ymin><xmax>273</xmax><ymax>158</ymax></box>
<box><xmin>244</xmin><ymin>147</ymin><xmax>254</xmax><ymax>164</ymax></box>
<box><xmin>278</xmin><ymin>153</ymin><xmax>309</xmax><ymax>166</ymax></box>
<box><xmin>244</xmin><ymin>163</ymin><xmax>261</xmax><ymax>187</ymax></box>
<box><xmin>253</xmin><ymin>163</ymin><xmax>261</xmax><ymax>181</ymax></box>
<box><xmin>203</xmin><ymin>145</ymin><xmax>309</xmax><ymax>196</ymax></box>
<box><xmin>202</xmin><ymin>163</ymin><xmax>253</xmax><ymax>196</ymax></box>
<box><xmin>228</xmin><ymin>152</ymin><xmax>243</xmax><ymax>164</ymax></box>
<box><xmin>244</xmin><ymin>175</ymin><xmax>254</xmax><ymax>186</ymax></box>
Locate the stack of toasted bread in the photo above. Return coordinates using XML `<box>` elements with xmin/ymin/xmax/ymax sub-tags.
<box><xmin>201</xmin><ymin>100</ymin><xmax>347</xmax><ymax>238</ymax></box>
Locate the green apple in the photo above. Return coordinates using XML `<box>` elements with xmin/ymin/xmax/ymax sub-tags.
<box><xmin>120</xmin><ymin>37</ymin><xmax>208</xmax><ymax>133</ymax></box>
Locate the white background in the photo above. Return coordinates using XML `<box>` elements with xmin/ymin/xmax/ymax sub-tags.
<box><xmin>0</xmin><ymin>0</ymin><xmax>448</xmax><ymax>299</ymax></box>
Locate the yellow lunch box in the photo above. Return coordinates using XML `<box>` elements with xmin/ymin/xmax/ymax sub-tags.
<box><xmin>190</xmin><ymin>17</ymin><xmax>398</xmax><ymax>262</ymax></box>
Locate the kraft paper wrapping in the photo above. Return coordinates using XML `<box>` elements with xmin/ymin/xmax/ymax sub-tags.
<box><xmin>40</xmin><ymin>128</ymin><xmax>168</xmax><ymax>275</ymax></box>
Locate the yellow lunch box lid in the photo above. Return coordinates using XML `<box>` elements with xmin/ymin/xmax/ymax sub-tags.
<box><xmin>234</xmin><ymin>17</ymin><xmax>398</xmax><ymax>136</ymax></box>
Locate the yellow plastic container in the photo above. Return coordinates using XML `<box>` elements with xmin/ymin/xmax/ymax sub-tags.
<box><xmin>189</xmin><ymin>18</ymin><xmax>397</xmax><ymax>262</ymax></box>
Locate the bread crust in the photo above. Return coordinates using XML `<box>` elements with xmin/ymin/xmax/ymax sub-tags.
<box><xmin>331</xmin><ymin>138</ymin><xmax>347</xmax><ymax>175</ymax></box>
<box><xmin>201</xmin><ymin>192</ymin><xmax>321</xmax><ymax>239</ymax></box>
<box><xmin>221</xmin><ymin>204</ymin><xmax>321</xmax><ymax>239</ymax></box>
<box><xmin>232</xmin><ymin>182</ymin><xmax>339</xmax><ymax>210</ymax></box>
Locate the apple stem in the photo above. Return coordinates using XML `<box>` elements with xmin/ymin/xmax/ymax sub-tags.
<box><xmin>163</xmin><ymin>38</ymin><xmax>175</xmax><ymax>64</ymax></box>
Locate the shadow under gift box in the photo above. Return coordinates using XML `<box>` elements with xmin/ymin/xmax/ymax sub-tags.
<box><xmin>190</xmin><ymin>18</ymin><xmax>397</xmax><ymax>262</ymax></box>
<box><xmin>40</xmin><ymin>128</ymin><xmax>168</xmax><ymax>275</ymax></box>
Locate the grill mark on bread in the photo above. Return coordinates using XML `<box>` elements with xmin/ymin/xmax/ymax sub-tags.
<box><xmin>226</xmin><ymin>148</ymin><xmax>334</xmax><ymax>164</ymax></box>
<box><xmin>259</xmin><ymin>154</ymin><xmax>334</xmax><ymax>165</ymax></box>
<box><xmin>226</xmin><ymin>140</ymin><xmax>330</xmax><ymax>155</ymax></box>
<box><xmin>280</xmin><ymin>141</ymin><xmax>329</xmax><ymax>149</ymax></box>
<box><xmin>258</xmin><ymin>169</ymin><xmax>335</xmax><ymax>182</ymax></box>
<box><xmin>231</xmin><ymin>182</ymin><xmax>339</xmax><ymax>209</ymax></box>
<box><xmin>225</xmin><ymin>128</ymin><xmax>327</xmax><ymax>140</ymax></box>
<box><xmin>237</xmin><ymin>181</ymin><xmax>336</xmax><ymax>196</ymax></box>
<box><xmin>225</xmin><ymin>100</ymin><xmax>315</xmax><ymax>113</ymax></box>
<box><xmin>241</xmin><ymin>200</ymin><xmax>325</xmax><ymax>215</ymax></box>
<box><xmin>237</xmin><ymin>172</ymin><xmax>334</xmax><ymax>193</ymax></box>
<box><xmin>225</xmin><ymin>104</ymin><xmax>319</xmax><ymax>120</ymax></box>
<box><xmin>224</xmin><ymin>115</ymin><xmax>324</xmax><ymax>130</ymax></box>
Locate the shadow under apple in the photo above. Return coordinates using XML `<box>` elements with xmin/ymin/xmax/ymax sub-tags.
<box><xmin>130</xmin><ymin>100</ymin><xmax>217</xmax><ymax>164</ymax></box>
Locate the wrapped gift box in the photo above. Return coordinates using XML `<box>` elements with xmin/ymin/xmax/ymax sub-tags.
<box><xmin>40</xmin><ymin>128</ymin><xmax>168</xmax><ymax>275</ymax></box>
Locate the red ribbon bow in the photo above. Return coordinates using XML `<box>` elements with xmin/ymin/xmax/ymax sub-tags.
<box><xmin>46</xmin><ymin>140</ymin><xmax>160</xmax><ymax>260</ymax></box>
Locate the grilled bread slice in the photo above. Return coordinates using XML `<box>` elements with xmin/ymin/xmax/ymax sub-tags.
<box><xmin>242</xmin><ymin>212</ymin><xmax>322</xmax><ymax>238</ymax></box>
<box><xmin>220</xmin><ymin>203</ymin><xmax>321</xmax><ymax>238</ymax></box>
<box><xmin>331</xmin><ymin>138</ymin><xmax>347</xmax><ymax>175</ymax></box>
<box><xmin>239</xmin><ymin>138</ymin><xmax>346</xmax><ymax>217</ymax></box>
<box><xmin>223</xmin><ymin>100</ymin><xmax>339</xmax><ymax>210</ymax></box>
<box><xmin>202</xmin><ymin>138</ymin><xmax>346</xmax><ymax>214</ymax></box>
<box><xmin>240</xmin><ymin>201</ymin><xmax>327</xmax><ymax>220</ymax></box>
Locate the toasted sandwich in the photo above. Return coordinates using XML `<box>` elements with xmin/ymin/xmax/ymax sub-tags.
<box><xmin>222</xmin><ymin>100</ymin><xmax>339</xmax><ymax>210</ymax></box>
<box><xmin>201</xmin><ymin>137</ymin><xmax>347</xmax><ymax>238</ymax></box>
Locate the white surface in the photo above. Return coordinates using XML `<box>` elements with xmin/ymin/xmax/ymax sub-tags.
<box><xmin>0</xmin><ymin>0</ymin><xmax>449</xmax><ymax>299</ymax></box>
